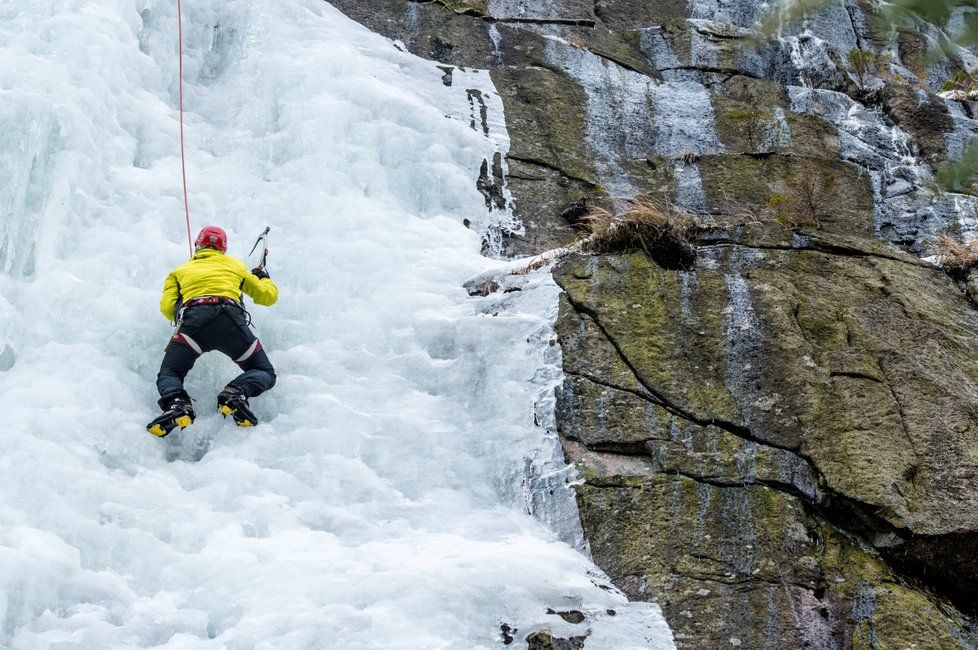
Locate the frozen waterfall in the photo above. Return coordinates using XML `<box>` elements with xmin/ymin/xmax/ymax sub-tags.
<box><xmin>0</xmin><ymin>0</ymin><xmax>673</xmax><ymax>647</ymax></box>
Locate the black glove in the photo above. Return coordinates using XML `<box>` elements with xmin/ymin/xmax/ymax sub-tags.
<box><xmin>252</xmin><ymin>266</ymin><xmax>270</xmax><ymax>280</ymax></box>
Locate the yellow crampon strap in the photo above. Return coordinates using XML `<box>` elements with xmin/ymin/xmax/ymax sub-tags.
<box><xmin>146</xmin><ymin>414</ymin><xmax>192</xmax><ymax>438</ymax></box>
<box><xmin>219</xmin><ymin>404</ymin><xmax>256</xmax><ymax>427</ymax></box>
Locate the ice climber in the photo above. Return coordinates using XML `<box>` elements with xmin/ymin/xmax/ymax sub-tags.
<box><xmin>146</xmin><ymin>226</ymin><xmax>278</xmax><ymax>437</ymax></box>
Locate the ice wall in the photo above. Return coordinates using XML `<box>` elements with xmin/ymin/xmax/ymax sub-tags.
<box><xmin>0</xmin><ymin>1</ymin><xmax>672</xmax><ymax>647</ymax></box>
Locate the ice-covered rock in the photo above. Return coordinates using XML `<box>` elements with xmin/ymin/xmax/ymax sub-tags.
<box><xmin>323</xmin><ymin>1</ymin><xmax>978</xmax><ymax>646</ymax></box>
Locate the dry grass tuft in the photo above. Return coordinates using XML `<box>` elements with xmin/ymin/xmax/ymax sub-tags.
<box><xmin>845</xmin><ymin>48</ymin><xmax>892</xmax><ymax>90</ymax></box>
<box><xmin>439</xmin><ymin>0</ymin><xmax>489</xmax><ymax>17</ymax></box>
<box><xmin>763</xmin><ymin>160</ymin><xmax>836</xmax><ymax>228</ymax></box>
<box><xmin>674</xmin><ymin>150</ymin><xmax>699</xmax><ymax>164</ymax></box>
<box><xmin>934</xmin><ymin>233</ymin><xmax>978</xmax><ymax>278</ymax></box>
<box><xmin>577</xmin><ymin>199</ymin><xmax>697</xmax><ymax>269</ymax></box>
<box><xmin>567</xmin><ymin>34</ymin><xmax>590</xmax><ymax>51</ymax></box>
<box><xmin>699</xmin><ymin>193</ymin><xmax>764</xmax><ymax>228</ymax></box>
<box><xmin>941</xmin><ymin>71</ymin><xmax>978</xmax><ymax>95</ymax></box>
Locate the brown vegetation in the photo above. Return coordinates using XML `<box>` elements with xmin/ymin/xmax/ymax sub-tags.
<box><xmin>766</xmin><ymin>160</ymin><xmax>837</xmax><ymax>227</ymax></box>
<box><xmin>467</xmin><ymin>197</ymin><xmax>778</xmax><ymax>295</ymax></box>
<box><xmin>577</xmin><ymin>199</ymin><xmax>697</xmax><ymax>270</ymax></box>
<box><xmin>725</xmin><ymin>107</ymin><xmax>774</xmax><ymax>152</ymax></box>
<box><xmin>934</xmin><ymin>233</ymin><xmax>978</xmax><ymax>279</ymax></box>
<box><xmin>436</xmin><ymin>0</ymin><xmax>489</xmax><ymax>17</ymax></box>
<box><xmin>845</xmin><ymin>48</ymin><xmax>892</xmax><ymax>90</ymax></box>
<box><xmin>674</xmin><ymin>150</ymin><xmax>699</xmax><ymax>164</ymax></box>
<box><xmin>941</xmin><ymin>71</ymin><xmax>978</xmax><ymax>95</ymax></box>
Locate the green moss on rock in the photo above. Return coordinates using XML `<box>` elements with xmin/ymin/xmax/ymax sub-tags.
<box><xmin>697</xmin><ymin>154</ymin><xmax>875</xmax><ymax>236</ymax></box>
<box><xmin>555</xmin><ymin>224</ymin><xmax>978</xmax><ymax>646</ymax></box>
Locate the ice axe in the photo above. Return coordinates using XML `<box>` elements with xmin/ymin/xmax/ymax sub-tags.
<box><xmin>249</xmin><ymin>226</ymin><xmax>271</xmax><ymax>272</ymax></box>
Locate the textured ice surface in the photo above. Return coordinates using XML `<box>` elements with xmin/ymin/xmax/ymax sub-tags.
<box><xmin>688</xmin><ymin>0</ymin><xmax>764</xmax><ymax>27</ymax></box>
<box><xmin>488</xmin><ymin>0</ymin><xmax>580</xmax><ymax>20</ymax></box>
<box><xmin>690</xmin><ymin>0</ymin><xmax>858</xmax><ymax>45</ymax></box>
<box><xmin>0</xmin><ymin>1</ymin><xmax>673</xmax><ymax>647</ymax></box>
<box><xmin>547</xmin><ymin>40</ymin><xmax>722</xmax><ymax>202</ymax></box>
<box><xmin>945</xmin><ymin>99</ymin><xmax>978</xmax><ymax>163</ymax></box>
<box><xmin>789</xmin><ymin>85</ymin><xmax>978</xmax><ymax>248</ymax></box>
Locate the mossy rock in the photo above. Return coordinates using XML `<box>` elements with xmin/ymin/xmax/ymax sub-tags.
<box><xmin>643</xmin><ymin>18</ymin><xmax>788</xmax><ymax>83</ymax></box>
<box><xmin>577</xmin><ymin>474</ymin><xmax>827</xmax><ymax>648</ymax></box>
<box><xmin>591</xmin><ymin>0</ymin><xmax>689</xmax><ymax>31</ymax></box>
<box><xmin>717</xmin><ymin>75</ymin><xmax>790</xmax><ymax>109</ymax></box>
<box><xmin>328</xmin><ymin>0</ymin><xmax>498</xmax><ymax>68</ymax></box>
<box><xmin>489</xmin><ymin>65</ymin><xmax>600</xmax><ymax>255</ymax></box>
<box><xmin>436</xmin><ymin>0</ymin><xmax>489</xmax><ymax>17</ymax></box>
<box><xmin>491</xmin><ymin>67</ymin><xmax>595</xmax><ymax>184</ymax></box>
<box><xmin>619</xmin><ymin>156</ymin><xmax>679</xmax><ymax>198</ymax></box>
<box><xmin>556</xmin><ymin>226</ymin><xmax>978</xmax><ymax>646</ymax></box>
<box><xmin>697</xmin><ymin>154</ymin><xmax>875</xmax><ymax>236</ymax></box>
<box><xmin>575</xmin><ymin>471</ymin><xmax>977</xmax><ymax>649</ymax></box>
<box><xmin>881</xmin><ymin>81</ymin><xmax>953</xmax><ymax>168</ymax></box>
<box><xmin>712</xmin><ymin>95</ymin><xmax>841</xmax><ymax>158</ymax></box>
<box><xmin>896</xmin><ymin>29</ymin><xmax>929</xmax><ymax>80</ymax></box>
<box><xmin>554</xmin><ymin>224</ymin><xmax>978</xmax><ymax>615</ymax></box>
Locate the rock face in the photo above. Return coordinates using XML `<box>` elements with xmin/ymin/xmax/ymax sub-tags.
<box><xmin>554</xmin><ymin>225</ymin><xmax>978</xmax><ymax>647</ymax></box>
<box><xmin>330</xmin><ymin>0</ymin><xmax>978</xmax><ymax>647</ymax></box>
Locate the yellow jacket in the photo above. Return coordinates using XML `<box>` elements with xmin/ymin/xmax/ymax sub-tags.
<box><xmin>160</xmin><ymin>248</ymin><xmax>278</xmax><ymax>320</ymax></box>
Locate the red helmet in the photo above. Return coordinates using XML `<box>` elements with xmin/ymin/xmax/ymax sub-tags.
<box><xmin>195</xmin><ymin>226</ymin><xmax>228</xmax><ymax>252</ymax></box>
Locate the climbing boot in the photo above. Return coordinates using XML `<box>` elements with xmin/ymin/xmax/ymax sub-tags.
<box><xmin>217</xmin><ymin>386</ymin><xmax>258</xmax><ymax>427</ymax></box>
<box><xmin>146</xmin><ymin>398</ymin><xmax>196</xmax><ymax>437</ymax></box>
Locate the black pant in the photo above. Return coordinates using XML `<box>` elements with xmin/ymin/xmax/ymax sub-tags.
<box><xmin>156</xmin><ymin>303</ymin><xmax>276</xmax><ymax>408</ymax></box>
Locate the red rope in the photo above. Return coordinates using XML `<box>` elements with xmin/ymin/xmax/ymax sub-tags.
<box><xmin>177</xmin><ymin>0</ymin><xmax>192</xmax><ymax>257</ymax></box>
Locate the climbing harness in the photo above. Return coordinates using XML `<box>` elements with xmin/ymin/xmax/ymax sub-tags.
<box><xmin>178</xmin><ymin>295</ymin><xmax>251</xmax><ymax>326</ymax></box>
<box><xmin>177</xmin><ymin>0</ymin><xmax>192</xmax><ymax>257</ymax></box>
<box><xmin>182</xmin><ymin>296</ymin><xmax>243</xmax><ymax>312</ymax></box>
